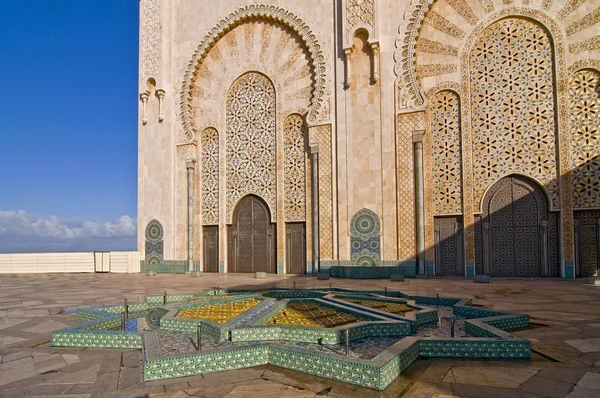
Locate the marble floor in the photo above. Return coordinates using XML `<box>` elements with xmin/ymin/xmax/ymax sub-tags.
<box><xmin>1</xmin><ymin>273</ymin><xmax>600</xmax><ymax>397</ymax></box>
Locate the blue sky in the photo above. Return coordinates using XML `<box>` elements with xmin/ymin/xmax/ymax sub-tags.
<box><xmin>0</xmin><ymin>0</ymin><xmax>139</xmax><ymax>252</ymax></box>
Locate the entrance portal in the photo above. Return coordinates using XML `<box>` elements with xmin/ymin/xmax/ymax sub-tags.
<box><xmin>228</xmin><ymin>195</ymin><xmax>275</xmax><ymax>273</ymax></box>
<box><xmin>480</xmin><ymin>176</ymin><xmax>554</xmax><ymax>277</ymax></box>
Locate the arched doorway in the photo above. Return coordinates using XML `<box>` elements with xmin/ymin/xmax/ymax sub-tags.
<box><xmin>228</xmin><ymin>195</ymin><xmax>275</xmax><ymax>273</ymax></box>
<box><xmin>480</xmin><ymin>176</ymin><xmax>553</xmax><ymax>277</ymax></box>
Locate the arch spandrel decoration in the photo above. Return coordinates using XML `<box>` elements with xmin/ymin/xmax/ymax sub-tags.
<box><xmin>569</xmin><ymin>69</ymin><xmax>600</xmax><ymax>208</ymax></box>
<box><xmin>395</xmin><ymin>0</ymin><xmax>600</xmax><ymax>111</ymax></box>
<box><xmin>180</xmin><ymin>4</ymin><xmax>329</xmax><ymax>141</ymax></box>
<box><xmin>226</xmin><ymin>72</ymin><xmax>276</xmax><ymax>222</ymax></box>
<box><xmin>145</xmin><ymin>219</ymin><xmax>164</xmax><ymax>264</ymax></box>
<box><xmin>469</xmin><ymin>17</ymin><xmax>559</xmax><ymax>212</ymax></box>
<box><xmin>350</xmin><ymin>209</ymin><xmax>381</xmax><ymax>266</ymax></box>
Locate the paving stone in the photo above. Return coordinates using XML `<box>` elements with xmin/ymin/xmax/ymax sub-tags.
<box><xmin>117</xmin><ymin>366</ymin><xmax>141</xmax><ymax>391</ymax></box>
<box><xmin>451</xmin><ymin>367</ymin><xmax>489</xmax><ymax>386</ymax></box>
<box><xmin>568</xmin><ymin>386</ymin><xmax>600</xmax><ymax>398</ymax></box>
<box><xmin>402</xmin><ymin>380</ymin><xmax>438</xmax><ymax>398</ymax></box>
<box><xmin>576</xmin><ymin>372</ymin><xmax>600</xmax><ymax>390</ymax></box>
<box><xmin>480</xmin><ymin>366</ymin><xmax>539</xmax><ymax>388</ymax></box>
<box><xmin>1</xmin><ymin>351</ymin><xmax>31</xmax><ymax>363</ymax></box>
<box><xmin>536</xmin><ymin>367</ymin><xmax>589</xmax><ymax>384</ymax></box>
<box><xmin>44</xmin><ymin>364</ymin><xmax>100</xmax><ymax>384</ymax></box>
<box><xmin>89</xmin><ymin>371</ymin><xmax>119</xmax><ymax>397</ymax></box>
<box><xmin>451</xmin><ymin>383</ymin><xmax>522</xmax><ymax>398</ymax></box>
<box><xmin>518</xmin><ymin>376</ymin><xmax>574</xmax><ymax>398</ymax></box>
<box><xmin>62</xmin><ymin>354</ymin><xmax>80</xmax><ymax>366</ymax></box>
<box><xmin>121</xmin><ymin>351</ymin><xmax>139</xmax><ymax>368</ymax></box>
<box><xmin>565</xmin><ymin>338</ymin><xmax>600</xmax><ymax>353</ymax></box>
<box><xmin>223</xmin><ymin>382</ymin><xmax>315</xmax><ymax>397</ymax></box>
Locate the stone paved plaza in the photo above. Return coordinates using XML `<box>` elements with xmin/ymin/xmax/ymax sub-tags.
<box><xmin>2</xmin><ymin>274</ymin><xmax>600</xmax><ymax>397</ymax></box>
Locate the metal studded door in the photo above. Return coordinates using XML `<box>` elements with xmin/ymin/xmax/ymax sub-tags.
<box><xmin>434</xmin><ymin>216</ymin><xmax>463</xmax><ymax>276</ymax></box>
<box><xmin>228</xmin><ymin>195</ymin><xmax>275</xmax><ymax>273</ymax></box>
<box><xmin>286</xmin><ymin>223</ymin><xmax>306</xmax><ymax>274</ymax></box>
<box><xmin>482</xmin><ymin>176</ymin><xmax>547</xmax><ymax>277</ymax></box>
<box><xmin>203</xmin><ymin>226</ymin><xmax>218</xmax><ymax>273</ymax></box>
<box><xmin>574</xmin><ymin>211</ymin><xmax>600</xmax><ymax>277</ymax></box>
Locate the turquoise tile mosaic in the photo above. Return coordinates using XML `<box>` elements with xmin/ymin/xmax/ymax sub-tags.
<box><xmin>52</xmin><ymin>288</ymin><xmax>531</xmax><ymax>391</ymax></box>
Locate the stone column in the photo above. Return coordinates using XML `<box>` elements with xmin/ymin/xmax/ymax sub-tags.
<box><xmin>344</xmin><ymin>48</ymin><xmax>352</xmax><ymax>88</ymax></box>
<box><xmin>310</xmin><ymin>144</ymin><xmax>320</xmax><ymax>274</ymax></box>
<box><xmin>186</xmin><ymin>159</ymin><xmax>199</xmax><ymax>275</ymax></box>
<box><xmin>413</xmin><ymin>131</ymin><xmax>425</xmax><ymax>276</ymax></box>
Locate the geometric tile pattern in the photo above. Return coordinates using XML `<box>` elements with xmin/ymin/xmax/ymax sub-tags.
<box><xmin>430</xmin><ymin>91</ymin><xmax>462</xmax><ymax>214</ymax></box>
<box><xmin>346</xmin><ymin>0</ymin><xmax>374</xmax><ymax>31</ymax></box>
<box><xmin>140</xmin><ymin>0</ymin><xmax>159</xmax><ymax>78</ymax></box>
<box><xmin>569</xmin><ymin>69</ymin><xmax>600</xmax><ymax>208</ymax></box>
<box><xmin>226</xmin><ymin>72</ymin><xmax>276</xmax><ymax>220</ymax></box>
<box><xmin>396</xmin><ymin>112</ymin><xmax>421</xmax><ymax>261</ymax></box>
<box><xmin>283</xmin><ymin>114</ymin><xmax>306</xmax><ymax>221</ymax></box>
<box><xmin>470</xmin><ymin>18</ymin><xmax>559</xmax><ymax>211</ymax></box>
<box><xmin>144</xmin><ymin>219</ymin><xmax>164</xmax><ymax>264</ymax></box>
<box><xmin>52</xmin><ymin>288</ymin><xmax>531</xmax><ymax>391</ymax></box>
<box><xmin>201</xmin><ymin>127</ymin><xmax>219</xmax><ymax>224</ymax></box>
<box><xmin>350</xmin><ymin>208</ymin><xmax>381</xmax><ymax>266</ymax></box>
<box><xmin>313</xmin><ymin>124</ymin><xmax>334</xmax><ymax>259</ymax></box>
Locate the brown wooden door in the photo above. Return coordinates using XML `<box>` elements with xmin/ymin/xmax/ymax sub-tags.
<box><xmin>203</xmin><ymin>226</ymin><xmax>218</xmax><ymax>273</ymax></box>
<box><xmin>228</xmin><ymin>196</ymin><xmax>275</xmax><ymax>273</ymax></box>
<box><xmin>286</xmin><ymin>223</ymin><xmax>306</xmax><ymax>274</ymax></box>
<box><xmin>434</xmin><ymin>216</ymin><xmax>463</xmax><ymax>276</ymax></box>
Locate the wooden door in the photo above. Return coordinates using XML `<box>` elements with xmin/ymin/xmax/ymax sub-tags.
<box><xmin>229</xmin><ymin>196</ymin><xmax>275</xmax><ymax>273</ymax></box>
<box><xmin>286</xmin><ymin>223</ymin><xmax>306</xmax><ymax>274</ymax></box>
<box><xmin>434</xmin><ymin>217</ymin><xmax>463</xmax><ymax>276</ymax></box>
<box><xmin>203</xmin><ymin>226</ymin><xmax>218</xmax><ymax>273</ymax></box>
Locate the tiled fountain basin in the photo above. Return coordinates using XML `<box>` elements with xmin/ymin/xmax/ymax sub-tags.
<box><xmin>52</xmin><ymin>288</ymin><xmax>531</xmax><ymax>391</ymax></box>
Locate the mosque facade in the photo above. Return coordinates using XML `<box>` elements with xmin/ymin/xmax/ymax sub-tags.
<box><xmin>138</xmin><ymin>0</ymin><xmax>600</xmax><ymax>278</ymax></box>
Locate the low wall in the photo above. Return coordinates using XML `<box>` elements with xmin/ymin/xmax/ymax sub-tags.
<box><xmin>0</xmin><ymin>251</ymin><xmax>140</xmax><ymax>273</ymax></box>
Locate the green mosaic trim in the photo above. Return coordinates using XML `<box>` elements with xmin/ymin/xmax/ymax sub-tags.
<box><xmin>141</xmin><ymin>260</ymin><xmax>197</xmax><ymax>274</ymax></box>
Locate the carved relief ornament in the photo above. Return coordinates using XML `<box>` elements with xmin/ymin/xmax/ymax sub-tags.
<box><xmin>179</xmin><ymin>4</ymin><xmax>329</xmax><ymax>142</ymax></box>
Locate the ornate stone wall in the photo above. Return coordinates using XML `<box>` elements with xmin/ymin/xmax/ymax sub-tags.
<box><xmin>225</xmin><ymin>72</ymin><xmax>277</xmax><ymax>221</ymax></box>
<box><xmin>569</xmin><ymin>69</ymin><xmax>600</xmax><ymax>209</ymax></box>
<box><xmin>284</xmin><ymin>114</ymin><xmax>307</xmax><ymax>221</ymax></box>
<box><xmin>470</xmin><ymin>18</ymin><xmax>558</xmax><ymax>212</ymax></box>
<box><xmin>201</xmin><ymin>128</ymin><xmax>219</xmax><ymax>224</ymax></box>
<box><xmin>429</xmin><ymin>90</ymin><xmax>462</xmax><ymax>215</ymax></box>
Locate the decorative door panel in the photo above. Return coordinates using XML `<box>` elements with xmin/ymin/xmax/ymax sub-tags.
<box><xmin>575</xmin><ymin>211</ymin><xmax>600</xmax><ymax>278</ymax></box>
<box><xmin>229</xmin><ymin>196</ymin><xmax>275</xmax><ymax>273</ymax></box>
<box><xmin>483</xmin><ymin>176</ymin><xmax>547</xmax><ymax>277</ymax></box>
<box><xmin>203</xmin><ymin>226</ymin><xmax>219</xmax><ymax>273</ymax></box>
<box><xmin>286</xmin><ymin>223</ymin><xmax>306</xmax><ymax>274</ymax></box>
<box><xmin>434</xmin><ymin>216</ymin><xmax>463</xmax><ymax>276</ymax></box>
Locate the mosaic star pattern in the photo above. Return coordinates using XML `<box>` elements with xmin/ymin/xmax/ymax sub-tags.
<box><xmin>430</xmin><ymin>91</ymin><xmax>462</xmax><ymax>215</ymax></box>
<box><xmin>284</xmin><ymin>114</ymin><xmax>306</xmax><ymax>221</ymax></box>
<box><xmin>201</xmin><ymin>127</ymin><xmax>219</xmax><ymax>224</ymax></box>
<box><xmin>226</xmin><ymin>72</ymin><xmax>276</xmax><ymax>219</ymax></box>
<box><xmin>265</xmin><ymin>301</ymin><xmax>365</xmax><ymax>328</ymax></box>
<box><xmin>176</xmin><ymin>299</ymin><xmax>261</xmax><ymax>323</ymax></box>
<box><xmin>350</xmin><ymin>209</ymin><xmax>381</xmax><ymax>266</ymax></box>
<box><xmin>470</xmin><ymin>18</ymin><xmax>559</xmax><ymax>211</ymax></box>
<box><xmin>569</xmin><ymin>69</ymin><xmax>600</xmax><ymax>208</ymax></box>
<box><xmin>145</xmin><ymin>219</ymin><xmax>164</xmax><ymax>264</ymax></box>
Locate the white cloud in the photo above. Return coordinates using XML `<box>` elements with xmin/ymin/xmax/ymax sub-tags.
<box><xmin>0</xmin><ymin>211</ymin><xmax>137</xmax><ymax>252</ymax></box>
